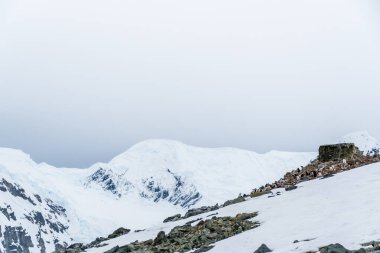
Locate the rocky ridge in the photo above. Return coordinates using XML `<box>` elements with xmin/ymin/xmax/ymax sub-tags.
<box><xmin>0</xmin><ymin>178</ymin><xmax>71</xmax><ymax>253</ymax></box>
<box><xmin>104</xmin><ymin>212</ymin><xmax>258</xmax><ymax>253</ymax></box>
<box><xmin>250</xmin><ymin>143</ymin><xmax>380</xmax><ymax>195</ymax></box>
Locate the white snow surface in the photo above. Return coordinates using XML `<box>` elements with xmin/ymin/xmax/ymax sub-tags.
<box><xmin>87</xmin><ymin>162</ymin><xmax>380</xmax><ymax>253</ymax></box>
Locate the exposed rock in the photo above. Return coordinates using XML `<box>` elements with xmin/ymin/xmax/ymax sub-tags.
<box><xmin>206</xmin><ymin>212</ymin><xmax>218</xmax><ymax>218</ymax></box>
<box><xmin>250</xmin><ymin>190</ymin><xmax>272</xmax><ymax>198</ymax></box>
<box><xmin>33</xmin><ymin>211</ymin><xmax>46</xmax><ymax>226</ymax></box>
<box><xmin>293</xmin><ymin>238</ymin><xmax>315</xmax><ymax>244</ymax></box>
<box><xmin>105</xmin><ymin>246</ymin><xmax>119</xmax><ymax>253</ymax></box>
<box><xmin>108</xmin><ymin>212</ymin><xmax>258</xmax><ymax>253</ymax></box>
<box><xmin>0</xmin><ymin>179</ymin><xmax>36</xmax><ymax>205</ymax></box>
<box><xmin>153</xmin><ymin>231</ymin><xmax>166</xmax><ymax>245</ymax></box>
<box><xmin>66</xmin><ymin>243</ymin><xmax>84</xmax><ymax>250</ymax></box>
<box><xmin>318</xmin><ymin>143</ymin><xmax>362</xmax><ymax>163</ymax></box>
<box><xmin>164</xmin><ymin>205</ymin><xmax>221</xmax><ymax>223</ymax></box>
<box><xmin>319</xmin><ymin>243</ymin><xmax>365</xmax><ymax>253</ymax></box>
<box><xmin>54</xmin><ymin>226</ymin><xmax>131</xmax><ymax>252</ymax></box>
<box><xmin>254</xmin><ymin>243</ymin><xmax>272</xmax><ymax>253</ymax></box>
<box><xmin>1</xmin><ymin>226</ymin><xmax>34</xmax><ymax>253</ymax></box>
<box><xmin>185</xmin><ymin>218</ymin><xmax>202</xmax><ymax>226</ymax></box>
<box><xmin>163</xmin><ymin>214</ymin><xmax>181</xmax><ymax>223</ymax></box>
<box><xmin>36</xmin><ymin>230</ymin><xmax>46</xmax><ymax>253</ymax></box>
<box><xmin>361</xmin><ymin>240</ymin><xmax>380</xmax><ymax>252</ymax></box>
<box><xmin>46</xmin><ymin>220</ymin><xmax>68</xmax><ymax>233</ymax></box>
<box><xmin>183</xmin><ymin>205</ymin><xmax>220</xmax><ymax>219</ymax></box>
<box><xmin>86</xmin><ymin>237</ymin><xmax>108</xmax><ymax>249</ymax></box>
<box><xmin>222</xmin><ymin>195</ymin><xmax>245</xmax><ymax>207</ymax></box>
<box><xmin>108</xmin><ymin>227</ymin><xmax>131</xmax><ymax>239</ymax></box>
<box><xmin>34</xmin><ymin>194</ymin><xmax>42</xmax><ymax>203</ymax></box>
<box><xmin>45</xmin><ymin>199</ymin><xmax>67</xmax><ymax>218</ymax></box>
<box><xmin>285</xmin><ymin>185</ymin><xmax>297</xmax><ymax>191</ymax></box>
<box><xmin>251</xmin><ymin>150</ymin><xmax>380</xmax><ymax>195</ymax></box>
<box><xmin>86</xmin><ymin>167</ymin><xmax>202</xmax><ymax>208</ymax></box>
<box><xmin>321</xmin><ymin>173</ymin><xmax>335</xmax><ymax>179</ymax></box>
<box><xmin>0</xmin><ymin>205</ymin><xmax>16</xmax><ymax>221</ymax></box>
<box><xmin>193</xmin><ymin>245</ymin><xmax>214</xmax><ymax>252</ymax></box>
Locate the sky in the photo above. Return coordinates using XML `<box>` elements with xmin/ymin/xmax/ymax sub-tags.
<box><xmin>0</xmin><ymin>0</ymin><xmax>379</xmax><ymax>168</ymax></box>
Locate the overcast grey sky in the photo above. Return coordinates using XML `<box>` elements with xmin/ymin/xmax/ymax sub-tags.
<box><xmin>0</xmin><ymin>0</ymin><xmax>379</xmax><ymax>167</ymax></box>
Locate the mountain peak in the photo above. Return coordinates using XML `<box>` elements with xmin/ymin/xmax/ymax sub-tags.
<box><xmin>0</xmin><ymin>147</ymin><xmax>37</xmax><ymax>169</ymax></box>
<box><xmin>339</xmin><ymin>131</ymin><xmax>380</xmax><ymax>154</ymax></box>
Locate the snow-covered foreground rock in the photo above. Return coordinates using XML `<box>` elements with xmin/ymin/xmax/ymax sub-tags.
<box><xmin>0</xmin><ymin>140</ymin><xmax>316</xmax><ymax>252</ymax></box>
<box><xmin>87</xmin><ymin>162</ymin><xmax>380</xmax><ymax>253</ymax></box>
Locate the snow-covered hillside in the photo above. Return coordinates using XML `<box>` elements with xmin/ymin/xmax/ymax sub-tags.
<box><xmin>85</xmin><ymin>139</ymin><xmax>317</xmax><ymax>207</ymax></box>
<box><xmin>340</xmin><ymin>131</ymin><xmax>380</xmax><ymax>155</ymax></box>
<box><xmin>0</xmin><ymin>141</ymin><xmax>315</xmax><ymax>253</ymax></box>
<box><xmin>0</xmin><ymin>131</ymin><xmax>379</xmax><ymax>253</ymax></box>
<box><xmin>86</xmin><ymin>162</ymin><xmax>380</xmax><ymax>253</ymax></box>
<box><xmin>0</xmin><ymin>148</ymin><xmax>181</xmax><ymax>253</ymax></box>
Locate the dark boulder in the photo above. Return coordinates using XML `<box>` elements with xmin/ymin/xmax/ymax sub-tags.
<box><xmin>319</xmin><ymin>243</ymin><xmax>366</xmax><ymax>253</ymax></box>
<box><xmin>254</xmin><ymin>243</ymin><xmax>272</xmax><ymax>253</ymax></box>
<box><xmin>163</xmin><ymin>214</ymin><xmax>181</xmax><ymax>223</ymax></box>
<box><xmin>183</xmin><ymin>204</ymin><xmax>219</xmax><ymax>219</ymax></box>
<box><xmin>223</xmin><ymin>195</ymin><xmax>245</xmax><ymax>207</ymax></box>
<box><xmin>153</xmin><ymin>231</ymin><xmax>166</xmax><ymax>245</ymax></box>
<box><xmin>108</xmin><ymin>227</ymin><xmax>131</xmax><ymax>239</ymax></box>
<box><xmin>104</xmin><ymin>246</ymin><xmax>119</xmax><ymax>253</ymax></box>
<box><xmin>285</xmin><ymin>185</ymin><xmax>297</xmax><ymax>191</ymax></box>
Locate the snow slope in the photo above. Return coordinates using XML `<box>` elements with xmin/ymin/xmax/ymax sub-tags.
<box><xmin>87</xmin><ymin>162</ymin><xmax>380</xmax><ymax>253</ymax></box>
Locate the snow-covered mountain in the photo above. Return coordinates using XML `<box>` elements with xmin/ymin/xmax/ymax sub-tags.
<box><xmin>340</xmin><ymin>131</ymin><xmax>380</xmax><ymax>155</ymax></box>
<box><xmin>85</xmin><ymin>139</ymin><xmax>317</xmax><ymax>207</ymax></box>
<box><xmin>87</xmin><ymin>161</ymin><xmax>380</xmax><ymax>253</ymax></box>
<box><xmin>0</xmin><ymin>131</ymin><xmax>379</xmax><ymax>253</ymax></box>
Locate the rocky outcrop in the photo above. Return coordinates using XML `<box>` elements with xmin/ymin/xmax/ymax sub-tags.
<box><xmin>251</xmin><ymin>148</ymin><xmax>380</xmax><ymax>195</ymax></box>
<box><xmin>107</xmin><ymin>227</ymin><xmax>130</xmax><ymax>239</ymax></box>
<box><xmin>222</xmin><ymin>195</ymin><xmax>245</xmax><ymax>207</ymax></box>
<box><xmin>0</xmin><ymin>179</ymin><xmax>36</xmax><ymax>206</ymax></box>
<box><xmin>311</xmin><ymin>241</ymin><xmax>380</xmax><ymax>253</ymax></box>
<box><xmin>319</xmin><ymin>243</ymin><xmax>365</xmax><ymax>253</ymax></box>
<box><xmin>361</xmin><ymin>241</ymin><xmax>380</xmax><ymax>252</ymax></box>
<box><xmin>0</xmin><ymin>226</ymin><xmax>34</xmax><ymax>253</ymax></box>
<box><xmin>106</xmin><ymin>212</ymin><xmax>259</xmax><ymax>253</ymax></box>
<box><xmin>254</xmin><ymin>243</ymin><xmax>272</xmax><ymax>253</ymax></box>
<box><xmin>0</xmin><ymin>178</ymin><xmax>71</xmax><ymax>253</ymax></box>
<box><xmin>318</xmin><ymin>143</ymin><xmax>363</xmax><ymax>162</ymax></box>
<box><xmin>0</xmin><ymin>205</ymin><xmax>16</xmax><ymax>221</ymax></box>
<box><xmin>53</xmin><ymin>227</ymin><xmax>131</xmax><ymax>253</ymax></box>
<box><xmin>86</xmin><ymin>168</ymin><xmax>202</xmax><ymax>208</ymax></box>
<box><xmin>163</xmin><ymin>205</ymin><xmax>220</xmax><ymax>223</ymax></box>
<box><xmin>163</xmin><ymin>214</ymin><xmax>182</xmax><ymax>223</ymax></box>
